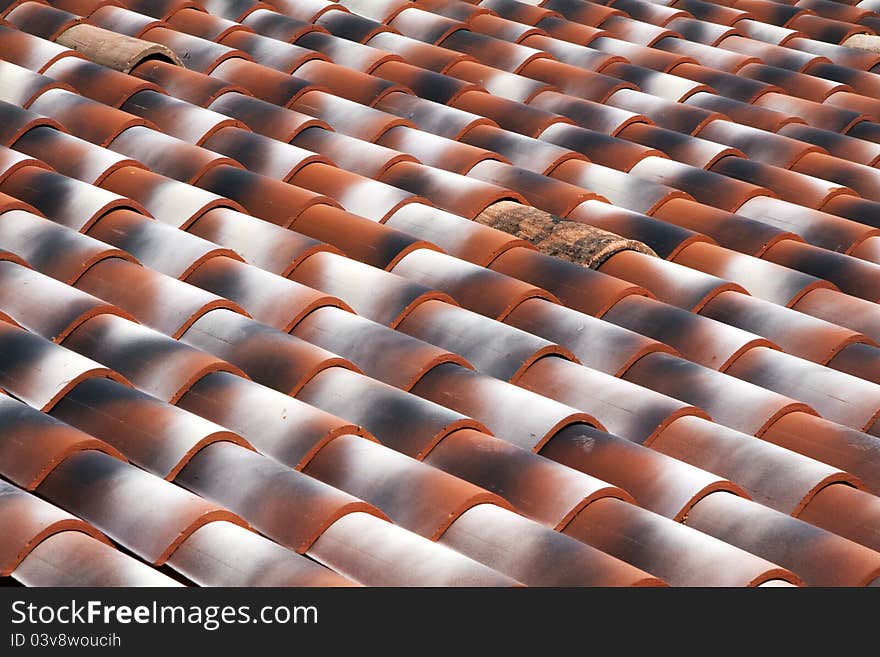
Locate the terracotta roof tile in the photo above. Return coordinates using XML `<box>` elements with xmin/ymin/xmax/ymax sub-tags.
<box><xmin>564</xmin><ymin>496</ymin><xmax>799</xmax><ymax>586</ymax></box>
<box><xmin>518</xmin><ymin>355</ymin><xmax>706</xmax><ymax>443</ymax></box>
<box><xmin>306</xmin><ymin>511</ymin><xmax>520</xmax><ymax>586</ymax></box>
<box><xmin>0</xmin><ymin>393</ymin><xmax>123</xmax><ymax>490</ymax></box>
<box><xmin>411</xmin><ymin>361</ymin><xmax>599</xmax><ymax>451</ymax></box>
<box><xmin>165</xmin><ymin>520</ymin><xmax>355</xmax><ymax>586</ymax></box>
<box><xmin>62</xmin><ymin>312</ymin><xmax>242</xmax><ymax>402</ymax></box>
<box><xmin>0</xmin><ymin>259</ymin><xmax>129</xmax><ymax>341</ymax></box>
<box><xmin>0</xmin><ymin>208</ymin><xmax>136</xmax><ymax>283</ymax></box>
<box><xmin>4</xmin><ymin>0</ymin><xmax>880</xmax><ymax>588</ymax></box>
<box><xmin>37</xmin><ymin>449</ymin><xmax>244</xmax><ymax>564</ymax></box>
<box><xmin>50</xmin><ymin>375</ymin><xmax>247</xmax><ymax>479</ymax></box>
<box><xmin>177</xmin><ymin>370</ymin><xmax>372</xmax><ymax>468</ymax></box>
<box><xmin>684</xmin><ymin>491</ymin><xmax>880</xmax><ymax>586</ymax></box>
<box><xmin>14</xmin><ymin>529</ymin><xmax>183</xmax><ymax>586</ymax></box>
<box><xmin>540</xmin><ymin>423</ymin><xmax>745</xmax><ymax>520</ymax></box>
<box><xmin>297</xmin><ymin>366</ymin><xmax>487</xmax><ymax>459</ymax></box>
<box><xmin>0</xmin><ymin>478</ymin><xmax>108</xmax><ymax>576</ymax></box>
<box><xmin>438</xmin><ymin>503</ymin><xmax>662</xmax><ymax>585</ymax></box>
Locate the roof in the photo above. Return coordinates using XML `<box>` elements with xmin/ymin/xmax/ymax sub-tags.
<box><xmin>1</xmin><ymin>0</ymin><xmax>880</xmax><ymax>588</ymax></box>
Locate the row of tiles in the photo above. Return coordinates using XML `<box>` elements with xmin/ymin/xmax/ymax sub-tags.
<box><xmin>1</xmin><ymin>0</ymin><xmax>880</xmax><ymax>584</ymax></box>
<box><xmin>8</xmin><ymin>0</ymin><xmax>880</xmax><ymax>300</ymax></box>
<box><xmin>0</xmin><ymin>237</ymin><xmax>878</xmax><ymax>587</ymax></box>
<box><xmin>1</xmin><ymin>134</ymin><xmax>880</xmax><ymax>586</ymax></box>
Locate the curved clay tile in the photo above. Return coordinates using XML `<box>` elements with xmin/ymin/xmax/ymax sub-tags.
<box><xmin>107</xmin><ymin>127</ymin><xmax>240</xmax><ymax>184</ymax></box>
<box><xmin>737</xmin><ymin>195</ymin><xmax>877</xmax><ymax>253</ymax></box>
<box><xmin>62</xmin><ymin>312</ymin><xmax>243</xmax><ymax>403</ymax></box>
<box><xmin>385</xmin><ymin>202</ymin><xmax>527</xmax><ymax>266</ymax></box>
<box><xmin>14</xmin><ymin>530</ymin><xmax>183</xmax><ymax>586</ymax></box>
<box><xmin>177</xmin><ymin>440</ymin><xmax>384</xmax><ymax>550</ymax></box>
<box><xmin>186</xmin><ymin>256</ymin><xmax>345</xmax><ymax>331</ymax></box>
<box><xmin>490</xmin><ymin>245</ymin><xmax>648</xmax><ymax>316</ymax></box>
<box><xmin>381</xmin><ymin>160</ymin><xmax>524</xmax><ymax>218</ymax></box>
<box><xmin>203</xmin><ymin>126</ymin><xmax>328</xmax><ymax>180</ymax></box>
<box><xmin>725</xmin><ymin>345</ymin><xmax>880</xmax><ymax>432</ymax></box>
<box><xmin>652</xmin><ymin>415</ymin><xmax>859</xmax><ymax>515</ymax></box>
<box><xmin>121</xmin><ymin>89</ymin><xmax>245</xmax><ymax>145</ymax></box>
<box><xmin>520</xmin><ymin>355</ymin><xmax>707</xmax><ymax>444</ymax></box>
<box><xmin>4</xmin><ymin>2</ymin><xmax>82</xmax><ymax>41</ymax></box>
<box><xmin>36</xmin><ymin>449</ymin><xmax>246</xmax><ymax>565</ymax></box>
<box><xmin>50</xmin><ymin>375</ymin><xmax>249</xmax><ymax>480</ymax></box>
<box><xmin>564</xmin><ymin>496</ymin><xmax>799</xmax><ymax>587</ymax></box>
<box><xmin>179</xmin><ymin>309</ymin><xmax>355</xmax><ymax>394</ymax></box>
<box><xmin>29</xmin><ymin>88</ymin><xmax>150</xmax><ymax>147</ymax></box>
<box><xmin>0</xmin><ymin>59</ymin><xmax>74</xmax><ymax>108</ymax></box>
<box><xmin>440</xmin><ymin>503</ymin><xmax>664</xmax><ymax>586</ymax></box>
<box><xmin>88</xmin><ymin>208</ymin><xmax>241</xmax><ymax>280</ymax></box>
<box><xmin>684</xmin><ymin>491</ymin><xmax>880</xmax><ymax>586</ymax></box>
<box><xmin>697</xmin><ymin>119</ymin><xmax>824</xmax><ymax>168</ymax></box>
<box><xmin>288</xmin><ymin>250</ymin><xmax>455</xmax><ymax>326</ymax></box>
<box><xmin>601</xmin><ymin>293</ymin><xmax>776</xmax><ymax>370</ymax></box>
<box><xmin>410</xmin><ymin>362</ymin><xmax>600</xmax><ymax>451</ymax></box>
<box><xmin>133</xmin><ymin>58</ymin><xmax>250</xmax><ymax>107</ymax></box>
<box><xmin>700</xmin><ymin>289</ymin><xmax>869</xmax><ymax>365</ymax></box>
<box><xmin>592</xmin><ymin>35</ymin><xmax>695</xmax><ymax>72</ymax></box>
<box><xmin>378</xmin><ymin>124</ymin><xmax>500</xmax><ymax>174</ymax></box>
<box><xmin>0</xmin><ymin>259</ymin><xmax>131</xmax><ymax>342</ymax></box>
<box><xmin>504</xmin><ymin>297</ymin><xmax>675</xmax><ymax>376</ymax></box>
<box><xmin>446</xmin><ymin>60</ymin><xmax>553</xmax><ymax>103</ymax></box>
<box><xmin>0</xmin><ymin>478</ymin><xmax>108</xmax><ymax>576</ymax></box>
<box><xmin>221</xmin><ymin>30</ymin><xmax>326</xmax><ymax>74</ymax></box>
<box><xmin>552</xmin><ymin>159</ymin><xmax>690</xmax><ymax>215</ymax></box>
<box><xmin>13</xmin><ymin>125</ymin><xmax>144</xmax><ymax>185</ymax></box>
<box><xmin>89</xmin><ymin>5</ymin><xmax>173</xmax><ymax>40</ymax></box>
<box><xmin>390</xmin><ymin>248</ymin><xmax>558</xmax><ymax>320</ymax></box>
<box><xmin>101</xmin><ymin>166</ymin><xmax>240</xmax><ymax>229</ymax></box>
<box><xmin>622</xmin><ymin>350</ymin><xmax>815</xmax><ymax>436</ymax></box>
<box><xmin>290</xmin><ymin>305</ymin><xmax>469</xmax><ymax>391</ymax></box>
<box><xmin>798</xmin><ymin>483</ymin><xmax>880</xmax><ymax>553</ymax></box>
<box><xmin>367</xmin><ymin>30</ymin><xmax>474</xmax><ymax>74</ymax></box>
<box><xmin>653</xmin><ymin>198</ymin><xmax>796</xmax><ymax>257</ymax></box>
<box><xmin>0</xmin><ymin>23</ymin><xmax>83</xmax><ymax>74</ymax></box>
<box><xmin>294</xmin><ymin>31</ymin><xmax>403</xmax><ymax>74</ymax></box>
<box><xmin>827</xmin><ymin>341</ymin><xmax>880</xmax><ymax>386</ymax></box>
<box><xmin>598</xmin><ymin>249</ymin><xmax>746</xmax><ymax>311</ymax></box>
<box><xmin>654</xmin><ymin>35</ymin><xmax>759</xmax><ymax>71</ymax></box>
<box><xmin>307</xmin><ymin>511</ymin><xmax>520</xmax><ymax>586</ymax></box>
<box><xmin>291</xmin><ymin>161</ymin><xmax>422</xmax><ymax>221</ymax></box>
<box><xmin>617</xmin><ymin>122</ymin><xmax>736</xmax><ymax>170</ymax></box>
<box><xmin>292</xmin><ymin>127</ymin><xmax>415</xmax><ymax>178</ymax></box>
<box><xmin>709</xmin><ymin>155</ymin><xmax>855</xmax><ymax>210</ymax></box>
<box><xmin>166</xmin><ymin>6</ymin><xmax>252</xmax><ymax>41</ymax></box>
<box><xmin>74</xmin><ymin>257</ymin><xmax>246</xmax><ymax>337</ymax></box>
<box><xmin>166</xmin><ymin>520</ymin><xmax>355</xmax><ymax>586</ymax></box>
<box><xmin>0</xmin><ymin>394</ymin><xmax>124</xmax><ymax>490</ymax></box>
<box><xmin>0</xmin><ymin>209</ymin><xmax>136</xmax><ymax>283</ymax></box>
<box><xmin>297</xmin><ymin>366</ymin><xmax>486</xmax><ymax>459</ymax></box>
<box><xmin>177</xmin><ymin>370</ymin><xmax>373</xmax><ymax>469</ymax></box>
<box><xmin>193</xmin><ymin>206</ymin><xmax>335</xmax><ymax>275</ymax></box>
<box><xmin>671</xmin><ymin>241</ymin><xmax>835</xmax><ymax>307</ymax></box>
<box><xmin>425</xmin><ymin>427</ymin><xmax>629</xmax><ymax>528</ymax></box>
<box><xmin>196</xmin><ymin>165</ymin><xmax>332</xmax><ymax>228</ymax></box>
<box><xmin>460</xmin><ymin>124</ymin><xmax>586</xmax><ymax>175</ymax></box>
<box><xmin>540</xmin><ymin>423</ymin><xmax>746</xmax><ymax>521</ymax></box>
<box><xmin>521</xmin><ymin>58</ymin><xmax>633</xmax><ymax>102</ymax></box>
<box><xmin>396</xmin><ymin>299</ymin><xmax>571</xmax><ymax>381</ymax></box>
<box><xmin>304</xmin><ymin>434</ymin><xmax>504</xmax><ymax>540</ymax></box>
<box><xmin>450</xmin><ymin>91</ymin><xmax>571</xmax><ymax>137</ymax></box>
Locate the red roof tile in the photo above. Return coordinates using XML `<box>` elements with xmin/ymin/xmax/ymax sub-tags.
<box><xmin>2</xmin><ymin>0</ymin><xmax>880</xmax><ymax>588</ymax></box>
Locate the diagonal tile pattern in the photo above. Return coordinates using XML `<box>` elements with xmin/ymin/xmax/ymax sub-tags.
<box><xmin>1</xmin><ymin>0</ymin><xmax>880</xmax><ymax>587</ymax></box>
